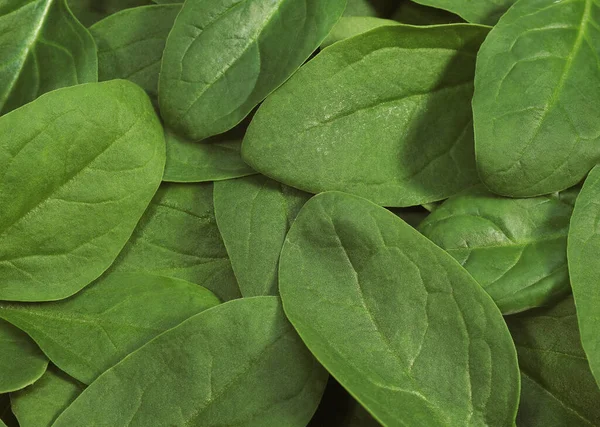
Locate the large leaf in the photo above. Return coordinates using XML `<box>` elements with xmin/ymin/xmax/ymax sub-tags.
<box><xmin>0</xmin><ymin>0</ymin><xmax>97</xmax><ymax>114</ymax></box>
<box><xmin>90</xmin><ymin>4</ymin><xmax>181</xmax><ymax>102</ymax></box>
<box><xmin>159</xmin><ymin>0</ymin><xmax>346</xmax><ymax>140</ymax></box>
<box><xmin>473</xmin><ymin>0</ymin><xmax>600</xmax><ymax>197</ymax></box>
<box><xmin>107</xmin><ymin>182</ymin><xmax>241</xmax><ymax>301</ymax></box>
<box><xmin>242</xmin><ymin>25</ymin><xmax>488</xmax><ymax>207</ymax></box>
<box><xmin>507</xmin><ymin>296</ymin><xmax>600</xmax><ymax>426</ymax></box>
<box><xmin>0</xmin><ymin>80</ymin><xmax>165</xmax><ymax>302</ymax></box>
<box><xmin>53</xmin><ymin>297</ymin><xmax>327</xmax><ymax>426</ymax></box>
<box><xmin>419</xmin><ymin>186</ymin><xmax>575</xmax><ymax>314</ymax></box>
<box><xmin>0</xmin><ymin>272</ymin><xmax>219</xmax><ymax>384</ymax></box>
<box><xmin>568</xmin><ymin>165</ymin><xmax>600</xmax><ymax>387</ymax></box>
<box><xmin>411</xmin><ymin>0</ymin><xmax>514</xmax><ymax>24</ymax></box>
<box><xmin>279</xmin><ymin>191</ymin><xmax>520</xmax><ymax>426</ymax></box>
<box><xmin>11</xmin><ymin>367</ymin><xmax>84</xmax><ymax>427</ymax></box>
<box><xmin>0</xmin><ymin>320</ymin><xmax>47</xmax><ymax>393</ymax></box>
<box><xmin>214</xmin><ymin>175</ymin><xmax>310</xmax><ymax>297</ymax></box>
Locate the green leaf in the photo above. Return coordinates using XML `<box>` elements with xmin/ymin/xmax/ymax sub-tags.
<box><xmin>214</xmin><ymin>175</ymin><xmax>310</xmax><ymax>297</ymax></box>
<box><xmin>473</xmin><ymin>0</ymin><xmax>600</xmax><ymax>197</ymax></box>
<box><xmin>11</xmin><ymin>366</ymin><xmax>84</xmax><ymax>427</ymax></box>
<box><xmin>507</xmin><ymin>296</ymin><xmax>600</xmax><ymax>426</ymax></box>
<box><xmin>90</xmin><ymin>4</ymin><xmax>181</xmax><ymax>102</ymax></box>
<box><xmin>392</xmin><ymin>1</ymin><xmax>463</xmax><ymax>25</ymax></box>
<box><xmin>0</xmin><ymin>80</ymin><xmax>165</xmax><ymax>302</ymax></box>
<box><xmin>321</xmin><ymin>17</ymin><xmax>399</xmax><ymax>48</ymax></box>
<box><xmin>163</xmin><ymin>129</ymin><xmax>256</xmax><ymax>183</ymax></box>
<box><xmin>0</xmin><ymin>272</ymin><xmax>220</xmax><ymax>384</ymax></box>
<box><xmin>279</xmin><ymin>191</ymin><xmax>520</xmax><ymax>426</ymax></box>
<box><xmin>0</xmin><ymin>0</ymin><xmax>98</xmax><ymax>114</ymax></box>
<box><xmin>418</xmin><ymin>186</ymin><xmax>575</xmax><ymax>314</ymax></box>
<box><xmin>568</xmin><ymin>165</ymin><xmax>600</xmax><ymax>387</ymax></box>
<box><xmin>343</xmin><ymin>0</ymin><xmax>397</xmax><ymax>17</ymax></box>
<box><xmin>67</xmin><ymin>0</ymin><xmax>153</xmax><ymax>26</ymax></box>
<box><xmin>158</xmin><ymin>0</ymin><xmax>347</xmax><ymax>141</ymax></box>
<box><xmin>0</xmin><ymin>320</ymin><xmax>48</xmax><ymax>393</ymax></box>
<box><xmin>53</xmin><ymin>297</ymin><xmax>327</xmax><ymax>426</ymax></box>
<box><xmin>410</xmin><ymin>0</ymin><xmax>514</xmax><ymax>24</ymax></box>
<box><xmin>107</xmin><ymin>182</ymin><xmax>241</xmax><ymax>301</ymax></box>
<box><xmin>242</xmin><ymin>25</ymin><xmax>488</xmax><ymax>207</ymax></box>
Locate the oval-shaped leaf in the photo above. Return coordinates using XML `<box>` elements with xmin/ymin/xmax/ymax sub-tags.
<box><xmin>90</xmin><ymin>4</ymin><xmax>181</xmax><ymax>102</ymax></box>
<box><xmin>0</xmin><ymin>80</ymin><xmax>165</xmax><ymax>302</ymax></box>
<box><xmin>163</xmin><ymin>129</ymin><xmax>256</xmax><ymax>183</ymax></box>
<box><xmin>214</xmin><ymin>175</ymin><xmax>310</xmax><ymax>297</ymax></box>
<box><xmin>158</xmin><ymin>0</ymin><xmax>347</xmax><ymax>140</ymax></box>
<box><xmin>411</xmin><ymin>0</ymin><xmax>514</xmax><ymax>24</ymax></box>
<box><xmin>279</xmin><ymin>191</ymin><xmax>520</xmax><ymax>426</ymax></box>
<box><xmin>474</xmin><ymin>0</ymin><xmax>600</xmax><ymax>197</ymax></box>
<box><xmin>0</xmin><ymin>272</ymin><xmax>220</xmax><ymax>384</ymax></box>
<box><xmin>0</xmin><ymin>320</ymin><xmax>47</xmax><ymax>393</ymax></box>
<box><xmin>243</xmin><ymin>25</ymin><xmax>488</xmax><ymax>207</ymax></box>
<box><xmin>419</xmin><ymin>186</ymin><xmax>575</xmax><ymax>314</ymax></box>
<box><xmin>107</xmin><ymin>182</ymin><xmax>241</xmax><ymax>301</ymax></box>
<box><xmin>53</xmin><ymin>297</ymin><xmax>327</xmax><ymax>426</ymax></box>
<box><xmin>507</xmin><ymin>296</ymin><xmax>600</xmax><ymax>427</ymax></box>
<box><xmin>568</xmin><ymin>165</ymin><xmax>600</xmax><ymax>387</ymax></box>
<box><xmin>0</xmin><ymin>0</ymin><xmax>97</xmax><ymax>114</ymax></box>
<box><xmin>11</xmin><ymin>366</ymin><xmax>84</xmax><ymax>427</ymax></box>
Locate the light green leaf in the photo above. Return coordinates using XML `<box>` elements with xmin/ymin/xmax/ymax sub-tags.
<box><xmin>279</xmin><ymin>191</ymin><xmax>520</xmax><ymax>426</ymax></box>
<box><xmin>53</xmin><ymin>297</ymin><xmax>327</xmax><ymax>427</ymax></box>
<box><xmin>163</xmin><ymin>129</ymin><xmax>256</xmax><ymax>183</ymax></box>
<box><xmin>0</xmin><ymin>0</ymin><xmax>97</xmax><ymax>114</ymax></box>
<box><xmin>90</xmin><ymin>4</ymin><xmax>181</xmax><ymax>102</ymax></box>
<box><xmin>11</xmin><ymin>366</ymin><xmax>84</xmax><ymax>427</ymax></box>
<box><xmin>67</xmin><ymin>0</ymin><xmax>153</xmax><ymax>26</ymax></box>
<box><xmin>321</xmin><ymin>17</ymin><xmax>399</xmax><ymax>48</ymax></box>
<box><xmin>0</xmin><ymin>80</ymin><xmax>165</xmax><ymax>302</ymax></box>
<box><xmin>242</xmin><ymin>25</ymin><xmax>488</xmax><ymax>207</ymax></box>
<box><xmin>214</xmin><ymin>175</ymin><xmax>310</xmax><ymax>297</ymax></box>
<box><xmin>0</xmin><ymin>272</ymin><xmax>219</xmax><ymax>384</ymax></box>
<box><xmin>568</xmin><ymin>165</ymin><xmax>600</xmax><ymax>387</ymax></box>
<box><xmin>411</xmin><ymin>0</ymin><xmax>514</xmax><ymax>24</ymax></box>
<box><xmin>107</xmin><ymin>182</ymin><xmax>241</xmax><ymax>301</ymax></box>
<box><xmin>473</xmin><ymin>0</ymin><xmax>600</xmax><ymax>197</ymax></box>
<box><xmin>159</xmin><ymin>0</ymin><xmax>347</xmax><ymax>140</ymax></box>
<box><xmin>0</xmin><ymin>320</ymin><xmax>48</xmax><ymax>393</ymax></box>
<box><xmin>507</xmin><ymin>296</ymin><xmax>600</xmax><ymax>426</ymax></box>
<box><xmin>419</xmin><ymin>186</ymin><xmax>575</xmax><ymax>314</ymax></box>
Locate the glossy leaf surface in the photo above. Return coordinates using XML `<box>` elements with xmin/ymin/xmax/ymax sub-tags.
<box><xmin>54</xmin><ymin>297</ymin><xmax>327</xmax><ymax>427</ymax></box>
<box><xmin>243</xmin><ymin>25</ymin><xmax>487</xmax><ymax>207</ymax></box>
<box><xmin>159</xmin><ymin>0</ymin><xmax>346</xmax><ymax>140</ymax></box>
<box><xmin>214</xmin><ymin>175</ymin><xmax>309</xmax><ymax>297</ymax></box>
<box><xmin>0</xmin><ymin>272</ymin><xmax>219</xmax><ymax>384</ymax></box>
<box><xmin>279</xmin><ymin>191</ymin><xmax>520</xmax><ymax>426</ymax></box>
<box><xmin>0</xmin><ymin>80</ymin><xmax>165</xmax><ymax>302</ymax></box>
<box><xmin>419</xmin><ymin>186</ymin><xmax>575</xmax><ymax>314</ymax></box>
<box><xmin>474</xmin><ymin>0</ymin><xmax>600</xmax><ymax>197</ymax></box>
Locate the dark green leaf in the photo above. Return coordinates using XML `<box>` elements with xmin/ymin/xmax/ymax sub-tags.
<box><xmin>67</xmin><ymin>0</ymin><xmax>153</xmax><ymax>26</ymax></box>
<box><xmin>411</xmin><ymin>0</ymin><xmax>514</xmax><ymax>24</ymax></box>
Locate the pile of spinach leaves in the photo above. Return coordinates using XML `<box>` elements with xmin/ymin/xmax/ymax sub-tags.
<box><xmin>1</xmin><ymin>0</ymin><xmax>599</xmax><ymax>425</ymax></box>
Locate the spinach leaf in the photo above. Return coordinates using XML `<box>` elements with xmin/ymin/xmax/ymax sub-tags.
<box><xmin>0</xmin><ymin>0</ymin><xmax>97</xmax><ymax>115</ymax></box>
<box><xmin>321</xmin><ymin>17</ymin><xmax>399</xmax><ymax>48</ymax></box>
<box><xmin>107</xmin><ymin>182</ymin><xmax>241</xmax><ymax>301</ymax></box>
<box><xmin>392</xmin><ymin>1</ymin><xmax>463</xmax><ymax>25</ymax></box>
<box><xmin>343</xmin><ymin>0</ymin><xmax>397</xmax><ymax>17</ymax></box>
<box><xmin>568</xmin><ymin>164</ymin><xmax>600</xmax><ymax>387</ymax></box>
<box><xmin>279</xmin><ymin>191</ymin><xmax>520</xmax><ymax>426</ymax></box>
<box><xmin>419</xmin><ymin>186</ymin><xmax>575</xmax><ymax>314</ymax></box>
<box><xmin>242</xmin><ymin>25</ymin><xmax>488</xmax><ymax>207</ymax></box>
<box><xmin>411</xmin><ymin>0</ymin><xmax>514</xmax><ymax>24</ymax></box>
<box><xmin>0</xmin><ymin>320</ymin><xmax>48</xmax><ymax>393</ymax></box>
<box><xmin>507</xmin><ymin>296</ymin><xmax>600</xmax><ymax>426</ymax></box>
<box><xmin>53</xmin><ymin>297</ymin><xmax>327</xmax><ymax>427</ymax></box>
<box><xmin>0</xmin><ymin>80</ymin><xmax>165</xmax><ymax>302</ymax></box>
<box><xmin>11</xmin><ymin>366</ymin><xmax>84</xmax><ymax>427</ymax></box>
<box><xmin>163</xmin><ymin>129</ymin><xmax>256</xmax><ymax>183</ymax></box>
<box><xmin>214</xmin><ymin>175</ymin><xmax>310</xmax><ymax>297</ymax></box>
<box><xmin>0</xmin><ymin>272</ymin><xmax>219</xmax><ymax>384</ymax></box>
<box><xmin>90</xmin><ymin>4</ymin><xmax>181</xmax><ymax>103</ymax></box>
<box><xmin>473</xmin><ymin>0</ymin><xmax>600</xmax><ymax>197</ymax></box>
<box><xmin>67</xmin><ymin>0</ymin><xmax>153</xmax><ymax>26</ymax></box>
<box><xmin>158</xmin><ymin>0</ymin><xmax>346</xmax><ymax>141</ymax></box>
